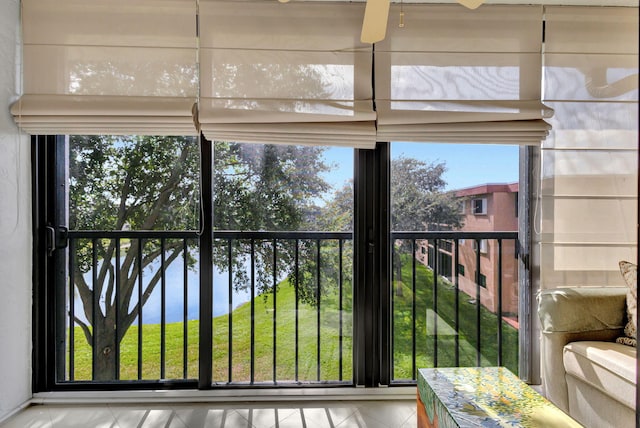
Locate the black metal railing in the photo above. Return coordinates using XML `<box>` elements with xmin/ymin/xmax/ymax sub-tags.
<box><xmin>63</xmin><ymin>230</ymin><xmax>353</xmax><ymax>386</ymax></box>
<box><xmin>62</xmin><ymin>229</ymin><xmax>517</xmax><ymax>386</ymax></box>
<box><xmin>390</xmin><ymin>231</ymin><xmax>519</xmax><ymax>382</ymax></box>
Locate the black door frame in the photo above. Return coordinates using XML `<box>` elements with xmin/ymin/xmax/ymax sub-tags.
<box><xmin>32</xmin><ymin>136</ymin><xmax>395</xmax><ymax>391</ymax></box>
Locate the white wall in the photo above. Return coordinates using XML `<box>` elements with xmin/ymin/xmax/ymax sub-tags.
<box><xmin>0</xmin><ymin>0</ymin><xmax>33</xmax><ymax>420</ymax></box>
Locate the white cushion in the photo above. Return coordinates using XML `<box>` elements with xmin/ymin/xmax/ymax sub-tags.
<box><xmin>563</xmin><ymin>341</ymin><xmax>636</xmax><ymax>410</ymax></box>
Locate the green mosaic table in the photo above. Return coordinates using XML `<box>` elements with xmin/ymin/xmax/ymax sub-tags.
<box><xmin>417</xmin><ymin>367</ymin><xmax>582</xmax><ymax>428</ymax></box>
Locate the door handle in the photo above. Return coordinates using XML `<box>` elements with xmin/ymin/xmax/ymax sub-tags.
<box><xmin>45</xmin><ymin>225</ymin><xmax>69</xmax><ymax>257</ymax></box>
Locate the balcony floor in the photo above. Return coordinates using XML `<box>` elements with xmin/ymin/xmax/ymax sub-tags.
<box><xmin>0</xmin><ymin>399</ymin><xmax>417</xmax><ymax>428</ymax></box>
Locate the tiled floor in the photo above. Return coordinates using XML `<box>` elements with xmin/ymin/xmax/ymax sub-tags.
<box><xmin>0</xmin><ymin>400</ymin><xmax>417</xmax><ymax>428</ymax></box>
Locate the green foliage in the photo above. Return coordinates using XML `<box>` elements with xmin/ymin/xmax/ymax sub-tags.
<box><xmin>213</xmin><ymin>142</ymin><xmax>331</xmax><ymax>231</ymax></box>
<box><xmin>212</xmin><ymin>143</ymin><xmax>333</xmax><ymax>301</ymax></box>
<box><xmin>70</xmin><ymin>135</ymin><xmax>200</xmax><ymax>232</ymax></box>
<box><xmin>314</xmin><ymin>181</ymin><xmax>353</xmax><ymax>232</ymax></box>
<box><xmin>391</xmin><ymin>156</ymin><xmax>462</xmax><ymax>232</ymax></box>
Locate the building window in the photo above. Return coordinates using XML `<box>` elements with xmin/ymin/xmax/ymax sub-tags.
<box><xmin>421</xmin><ymin>246</ymin><xmax>427</xmax><ymax>254</ymax></box>
<box><xmin>474</xmin><ymin>239</ymin><xmax>488</xmax><ymax>254</ymax></box>
<box><xmin>458</xmin><ymin>264</ymin><xmax>465</xmax><ymax>276</ymax></box>
<box><xmin>479</xmin><ymin>273</ymin><xmax>487</xmax><ymax>288</ymax></box>
<box><xmin>459</xmin><ymin>200</ymin><xmax>466</xmax><ymax>214</ymax></box>
<box><xmin>472</xmin><ymin>198</ymin><xmax>487</xmax><ymax>215</ymax></box>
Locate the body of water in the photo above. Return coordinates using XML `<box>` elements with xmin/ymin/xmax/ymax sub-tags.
<box><xmin>74</xmin><ymin>258</ymin><xmax>254</xmax><ymax>325</ymax></box>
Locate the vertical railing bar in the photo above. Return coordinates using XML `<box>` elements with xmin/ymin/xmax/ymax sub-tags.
<box><xmin>137</xmin><ymin>238</ymin><xmax>143</xmax><ymax>380</ymax></box>
<box><xmin>272</xmin><ymin>238</ymin><xmax>277</xmax><ymax>384</ymax></box>
<box><xmin>497</xmin><ymin>239</ymin><xmax>503</xmax><ymax>366</ymax></box>
<box><xmin>316</xmin><ymin>239</ymin><xmax>321</xmax><ymax>381</ymax></box>
<box><xmin>68</xmin><ymin>239</ymin><xmax>75</xmax><ymax>381</ymax></box>
<box><xmin>411</xmin><ymin>240</ymin><xmax>416</xmax><ymax>380</ymax></box>
<box><xmin>250</xmin><ymin>239</ymin><xmax>255</xmax><ymax>385</ymax></box>
<box><xmin>295</xmin><ymin>239</ymin><xmax>300</xmax><ymax>383</ymax></box>
<box><xmin>182</xmin><ymin>239</ymin><xmax>188</xmax><ymax>380</ymax></box>
<box><xmin>227</xmin><ymin>238</ymin><xmax>233</xmax><ymax>383</ymax></box>
<box><xmin>160</xmin><ymin>238</ymin><xmax>166</xmax><ymax>380</ymax></box>
<box><xmin>338</xmin><ymin>239</ymin><xmax>343</xmax><ymax>382</ymax></box>
<box><xmin>390</xmin><ymin>243</ymin><xmax>395</xmax><ymax>381</ymax></box>
<box><xmin>475</xmin><ymin>238</ymin><xmax>481</xmax><ymax>367</ymax></box>
<box><xmin>433</xmin><ymin>239</ymin><xmax>439</xmax><ymax>368</ymax></box>
<box><xmin>454</xmin><ymin>239</ymin><xmax>460</xmax><ymax>367</ymax></box>
<box><xmin>115</xmin><ymin>238</ymin><xmax>121</xmax><ymax>380</ymax></box>
<box><xmin>91</xmin><ymin>238</ymin><xmax>98</xmax><ymax>380</ymax></box>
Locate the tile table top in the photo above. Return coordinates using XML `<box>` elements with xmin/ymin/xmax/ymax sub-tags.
<box><xmin>417</xmin><ymin>367</ymin><xmax>582</xmax><ymax>427</ymax></box>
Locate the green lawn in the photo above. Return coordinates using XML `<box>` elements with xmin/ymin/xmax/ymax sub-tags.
<box><xmin>392</xmin><ymin>255</ymin><xmax>519</xmax><ymax>380</ymax></box>
<box><xmin>70</xmin><ymin>257</ymin><xmax>517</xmax><ymax>382</ymax></box>
<box><xmin>71</xmin><ymin>281</ymin><xmax>353</xmax><ymax>382</ymax></box>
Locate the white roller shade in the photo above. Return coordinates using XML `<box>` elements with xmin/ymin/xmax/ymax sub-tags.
<box><xmin>375</xmin><ymin>5</ymin><xmax>550</xmax><ymax>145</ymax></box>
<box><xmin>539</xmin><ymin>6</ymin><xmax>638</xmax><ymax>288</ymax></box>
<box><xmin>11</xmin><ymin>0</ymin><xmax>198</xmax><ymax>136</ymax></box>
<box><xmin>198</xmin><ymin>1</ymin><xmax>376</xmax><ymax>148</ymax></box>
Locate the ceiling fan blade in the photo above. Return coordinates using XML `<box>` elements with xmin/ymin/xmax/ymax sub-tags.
<box><xmin>361</xmin><ymin>0</ymin><xmax>390</xmax><ymax>44</ymax></box>
<box><xmin>457</xmin><ymin>0</ymin><xmax>485</xmax><ymax>9</ymax></box>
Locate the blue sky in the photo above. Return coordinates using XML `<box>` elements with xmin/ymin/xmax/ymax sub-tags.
<box><xmin>321</xmin><ymin>143</ymin><xmax>520</xmax><ymax>192</ymax></box>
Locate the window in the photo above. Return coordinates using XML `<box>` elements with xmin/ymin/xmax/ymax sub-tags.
<box><xmin>459</xmin><ymin>200</ymin><xmax>466</xmax><ymax>214</ymax></box>
<box><xmin>472</xmin><ymin>198</ymin><xmax>487</xmax><ymax>215</ymax></box>
<box><xmin>479</xmin><ymin>273</ymin><xmax>487</xmax><ymax>288</ymax></box>
<box><xmin>458</xmin><ymin>264</ymin><xmax>465</xmax><ymax>276</ymax></box>
<box><xmin>474</xmin><ymin>239</ymin><xmax>489</xmax><ymax>254</ymax></box>
<box><xmin>43</xmin><ymin>135</ymin><xmax>355</xmax><ymax>386</ymax></box>
<box><xmin>36</xmin><ymin>138</ymin><xmax>528</xmax><ymax>390</ymax></box>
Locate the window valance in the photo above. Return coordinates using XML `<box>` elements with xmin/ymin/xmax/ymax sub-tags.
<box><xmin>12</xmin><ymin>0</ymin><xmax>562</xmax><ymax>146</ymax></box>
<box><xmin>196</xmin><ymin>1</ymin><xmax>376</xmax><ymax>148</ymax></box>
<box><xmin>12</xmin><ymin>0</ymin><xmax>199</xmax><ymax>136</ymax></box>
<box><xmin>374</xmin><ymin>4</ymin><xmax>550</xmax><ymax>145</ymax></box>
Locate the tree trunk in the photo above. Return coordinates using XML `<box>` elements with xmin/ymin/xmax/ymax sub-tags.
<box><xmin>93</xmin><ymin>317</ymin><xmax>118</xmax><ymax>381</ymax></box>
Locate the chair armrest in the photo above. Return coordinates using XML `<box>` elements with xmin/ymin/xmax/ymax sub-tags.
<box><xmin>537</xmin><ymin>287</ymin><xmax>627</xmax><ymax>412</ymax></box>
<box><xmin>539</xmin><ymin>287</ymin><xmax>627</xmax><ymax>334</ymax></box>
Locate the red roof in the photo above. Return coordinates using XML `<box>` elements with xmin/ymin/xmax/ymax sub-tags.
<box><xmin>454</xmin><ymin>182</ymin><xmax>518</xmax><ymax>197</ymax></box>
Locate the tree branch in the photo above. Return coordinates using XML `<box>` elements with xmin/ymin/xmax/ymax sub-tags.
<box><xmin>73</xmin><ymin>315</ymin><xmax>93</xmax><ymax>345</ymax></box>
<box><xmin>74</xmin><ymin>271</ymin><xmax>97</xmax><ymax>325</ymax></box>
<box><xmin>120</xmin><ymin>245</ymin><xmax>184</xmax><ymax>340</ymax></box>
<box><xmin>140</xmin><ymin>143</ymin><xmax>191</xmax><ymax>230</ymax></box>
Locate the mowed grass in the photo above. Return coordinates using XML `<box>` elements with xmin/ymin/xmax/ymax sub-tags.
<box><xmin>392</xmin><ymin>254</ymin><xmax>519</xmax><ymax>380</ymax></box>
<box><xmin>70</xmin><ymin>258</ymin><xmax>517</xmax><ymax>382</ymax></box>
<box><xmin>70</xmin><ymin>280</ymin><xmax>353</xmax><ymax>382</ymax></box>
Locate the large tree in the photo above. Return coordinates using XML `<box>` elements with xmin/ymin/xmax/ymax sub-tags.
<box><xmin>390</xmin><ymin>156</ymin><xmax>463</xmax><ymax>294</ymax></box>
<box><xmin>69</xmin><ymin>136</ymin><xmax>331</xmax><ymax>380</ymax></box>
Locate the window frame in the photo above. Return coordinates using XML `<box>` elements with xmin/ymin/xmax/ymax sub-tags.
<box><xmin>472</xmin><ymin>198</ymin><xmax>488</xmax><ymax>215</ymax></box>
<box><xmin>33</xmin><ymin>138</ymin><xmax>535</xmax><ymax>390</ymax></box>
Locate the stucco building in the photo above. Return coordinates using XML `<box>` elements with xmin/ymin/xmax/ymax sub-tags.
<box><xmin>416</xmin><ymin>183</ymin><xmax>519</xmax><ymax>321</ymax></box>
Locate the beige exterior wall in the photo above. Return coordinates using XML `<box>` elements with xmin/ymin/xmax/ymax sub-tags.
<box><xmin>457</xmin><ymin>186</ymin><xmax>519</xmax><ymax>316</ymax></box>
<box><xmin>417</xmin><ymin>184</ymin><xmax>519</xmax><ymax>318</ymax></box>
